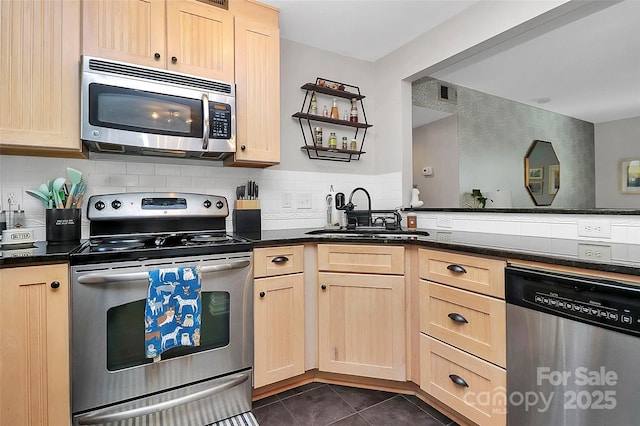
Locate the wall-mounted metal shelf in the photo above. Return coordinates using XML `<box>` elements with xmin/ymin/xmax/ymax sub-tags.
<box><xmin>293</xmin><ymin>78</ymin><xmax>372</xmax><ymax>162</ymax></box>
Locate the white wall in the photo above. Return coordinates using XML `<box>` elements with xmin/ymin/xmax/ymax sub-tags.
<box><xmin>595</xmin><ymin>116</ymin><xmax>640</xmax><ymax>208</ymax></box>
<box><xmin>278</xmin><ymin>39</ymin><xmax>377</xmax><ymax>175</ymax></box>
<box><xmin>412</xmin><ymin>115</ymin><xmax>459</xmax><ymax>207</ymax></box>
<box><xmin>373</xmin><ymin>0</ymin><xmax>574</xmax><ymax>205</ymax></box>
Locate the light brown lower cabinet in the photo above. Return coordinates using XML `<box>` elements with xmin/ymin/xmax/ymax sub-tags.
<box><xmin>253</xmin><ymin>246</ymin><xmax>305</xmax><ymax>388</ymax></box>
<box><xmin>0</xmin><ymin>263</ymin><xmax>70</xmax><ymax>426</ymax></box>
<box><xmin>420</xmin><ymin>335</ymin><xmax>506</xmax><ymax>426</ymax></box>
<box><xmin>318</xmin><ymin>271</ymin><xmax>406</xmax><ymax>381</ymax></box>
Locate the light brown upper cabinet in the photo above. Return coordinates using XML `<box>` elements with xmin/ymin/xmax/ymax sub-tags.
<box><xmin>82</xmin><ymin>0</ymin><xmax>235</xmax><ymax>81</ymax></box>
<box><xmin>0</xmin><ymin>0</ymin><xmax>83</xmax><ymax>155</ymax></box>
<box><xmin>225</xmin><ymin>8</ymin><xmax>280</xmax><ymax>166</ymax></box>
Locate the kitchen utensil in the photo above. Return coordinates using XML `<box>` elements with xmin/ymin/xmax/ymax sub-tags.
<box><xmin>52</xmin><ymin>177</ymin><xmax>66</xmax><ymax>209</ymax></box>
<box><xmin>26</xmin><ymin>190</ymin><xmax>50</xmax><ymax>206</ymax></box>
<box><xmin>73</xmin><ymin>180</ymin><xmax>87</xmax><ymax>208</ymax></box>
<box><xmin>38</xmin><ymin>184</ymin><xmax>50</xmax><ymax>198</ymax></box>
<box><xmin>65</xmin><ymin>167</ymin><xmax>83</xmax><ymax>208</ymax></box>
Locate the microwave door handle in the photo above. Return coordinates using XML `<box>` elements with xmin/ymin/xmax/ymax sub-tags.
<box><xmin>76</xmin><ymin>371</ymin><xmax>249</xmax><ymax>425</ymax></box>
<box><xmin>202</xmin><ymin>93</ymin><xmax>210</xmax><ymax>150</ymax></box>
<box><xmin>77</xmin><ymin>260</ymin><xmax>250</xmax><ymax>284</ymax></box>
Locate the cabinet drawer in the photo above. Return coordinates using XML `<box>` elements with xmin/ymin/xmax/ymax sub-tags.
<box><xmin>318</xmin><ymin>244</ymin><xmax>404</xmax><ymax>275</ymax></box>
<box><xmin>420</xmin><ymin>281</ymin><xmax>506</xmax><ymax>367</ymax></box>
<box><xmin>419</xmin><ymin>249</ymin><xmax>505</xmax><ymax>298</ymax></box>
<box><xmin>254</xmin><ymin>245</ymin><xmax>304</xmax><ymax>278</ymax></box>
<box><xmin>420</xmin><ymin>334</ymin><xmax>506</xmax><ymax>426</ymax></box>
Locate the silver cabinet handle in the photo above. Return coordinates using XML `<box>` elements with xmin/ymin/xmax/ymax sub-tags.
<box><xmin>77</xmin><ymin>260</ymin><xmax>250</xmax><ymax>284</ymax></box>
<box><xmin>202</xmin><ymin>93</ymin><xmax>210</xmax><ymax>150</ymax></box>
<box><xmin>77</xmin><ymin>372</ymin><xmax>249</xmax><ymax>424</ymax></box>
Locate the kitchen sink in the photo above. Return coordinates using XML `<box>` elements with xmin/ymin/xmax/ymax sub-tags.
<box><xmin>305</xmin><ymin>228</ymin><xmax>430</xmax><ymax>239</ymax></box>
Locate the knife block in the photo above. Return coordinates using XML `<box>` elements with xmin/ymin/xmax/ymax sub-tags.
<box><xmin>233</xmin><ymin>201</ymin><xmax>261</xmax><ymax>238</ymax></box>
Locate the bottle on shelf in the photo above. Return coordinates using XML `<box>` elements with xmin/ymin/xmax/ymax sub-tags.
<box><xmin>342</xmin><ymin>136</ymin><xmax>348</xmax><ymax>150</ymax></box>
<box><xmin>330</xmin><ymin>98</ymin><xmax>339</xmax><ymax>119</ymax></box>
<box><xmin>314</xmin><ymin>127</ymin><xmax>323</xmax><ymax>147</ymax></box>
<box><xmin>323</xmin><ymin>105</ymin><xmax>329</xmax><ymax>117</ymax></box>
<box><xmin>350</xmin><ymin>138</ymin><xmax>358</xmax><ymax>150</ymax></box>
<box><xmin>350</xmin><ymin>98</ymin><xmax>358</xmax><ymax>123</ymax></box>
<box><xmin>328</xmin><ymin>132</ymin><xmax>337</xmax><ymax>149</ymax></box>
<box><xmin>310</xmin><ymin>92</ymin><xmax>318</xmax><ymax>115</ymax></box>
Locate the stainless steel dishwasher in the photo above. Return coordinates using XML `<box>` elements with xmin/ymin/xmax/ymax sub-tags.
<box><xmin>506</xmin><ymin>266</ymin><xmax>640</xmax><ymax>425</ymax></box>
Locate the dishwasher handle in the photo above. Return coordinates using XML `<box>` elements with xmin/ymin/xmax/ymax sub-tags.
<box><xmin>77</xmin><ymin>260</ymin><xmax>250</xmax><ymax>284</ymax></box>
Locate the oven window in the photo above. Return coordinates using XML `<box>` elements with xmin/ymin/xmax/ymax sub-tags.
<box><xmin>89</xmin><ymin>83</ymin><xmax>203</xmax><ymax>137</ymax></box>
<box><xmin>106</xmin><ymin>291</ymin><xmax>230</xmax><ymax>371</ymax></box>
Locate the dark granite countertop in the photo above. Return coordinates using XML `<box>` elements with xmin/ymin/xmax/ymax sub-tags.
<box><xmin>2</xmin><ymin>229</ymin><xmax>639</xmax><ymax>277</ymax></box>
<box><xmin>247</xmin><ymin>228</ymin><xmax>640</xmax><ymax>276</ymax></box>
<box><xmin>0</xmin><ymin>241</ymin><xmax>82</xmax><ymax>267</ymax></box>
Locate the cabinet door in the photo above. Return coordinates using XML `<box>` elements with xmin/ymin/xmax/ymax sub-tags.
<box><xmin>82</xmin><ymin>0</ymin><xmax>166</xmax><ymax>68</ymax></box>
<box><xmin>0</xmin><ymin>0</ymin><xmax>81</xmax><ymax>153</ymax></box>
<box><xmin>0</xmin><ymin>264</ymin><xmax>70</xmax><ymax>426</ymax></box>
<box><xmin>318</xmin><ymin>272</ymin><xmax>405</xmax><ymax>381</ymax></box>
<box><xmin>228</xmin><ymin>15</ymin><xmax>280</xmax><ymax>166</ymax></box>
<box><xmin>254</xmin><ymin>273</ymin><xmax>305</xmax><ymax>388</ymax></box>
<box><xmin>166</xmin><ymin>0</ymin><xmax>234</xmax><ymax>80</ymax></box>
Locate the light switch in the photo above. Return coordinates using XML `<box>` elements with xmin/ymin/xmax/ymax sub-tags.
<box><xmin>422</xmin><ymin>166</ymin><xmax>434</xmax><ymax>177</ymax></box>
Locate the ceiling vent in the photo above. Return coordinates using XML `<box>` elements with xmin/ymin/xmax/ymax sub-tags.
<box><xmin>438</xmin><ymin>83</ymin><xmax>457</xmax><ymax>104</ymax></box>
<box><xmin>196</xmin><ymin>0</ymin><xmax>228</xmax><ymax>9</ymax></box>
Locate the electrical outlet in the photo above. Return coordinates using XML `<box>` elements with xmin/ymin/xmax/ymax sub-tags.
<box><xmin>436</xmin><ymin>215</ymin><xmax>452</xmax><ymax>228</ymax></box>
<box><xmin>578</xmin><ymin>244</ymin><xmax>612</xmax><ymax>262</ymax></box>
<box><xmin>282</xmin><ymin>192</ymin><xmax>291</xmax><ymax>208</ymax></box>
<box><xmin>297</xmin><ymin>192</ymin><xmax>311</xmax><ymax>209</ymax></box>
<box><xmin>577</xmin><ymin>220</ymin><xmax>611</xmax><ymax>238</ymax></box>
<box><xmin>2</xmin><ymin>187</ymin><xmax>23</xmax><ymax>210</ymax></box>
<box><xmin>422</xmin><ymin>166</ymin><xmax>434</xmax><ymax>177</ymax></box>
<box><xmin>436</xmin><ymin>232</ymin><xmax>452</xmax><ymax>243</ymax></box>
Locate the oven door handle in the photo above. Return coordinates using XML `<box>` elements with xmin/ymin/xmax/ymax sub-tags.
<box><xmin>76</xmin><ymin>372</ymin><xmax>249</xmax><ymax>425</ymax></box>
<box><xmin>77</xmin><ymin>260</ymin><xmax>251</xmax><ymax>284</ymax></box>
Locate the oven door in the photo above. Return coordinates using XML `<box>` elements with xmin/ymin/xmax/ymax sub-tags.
<box><xmin>71</xmin><ymin>253</ymin><xmax>253</xmax><ymax>414</ymax></box>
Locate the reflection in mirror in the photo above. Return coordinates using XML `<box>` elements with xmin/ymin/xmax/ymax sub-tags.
<box><xmin>411</xmin><ymin>1</ymin><xmax>640</xmax><ymax>210</ymax></box>
<box><xmin>524</xmin><ymin>140</ymin><xmax>559</xmax><ymax>206</ymax></box>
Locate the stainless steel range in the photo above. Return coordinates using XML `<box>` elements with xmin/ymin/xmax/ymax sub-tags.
<box><xmin>70</xmin><ymin>192</ymin><xmax>253</xmax><ymax>426</ymax></box>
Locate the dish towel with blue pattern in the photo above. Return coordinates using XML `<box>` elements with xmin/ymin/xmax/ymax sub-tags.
<box><xmin>145</xmin><ymin>266</ymin><xmax>201</xmax><ymax>358</ymax></box>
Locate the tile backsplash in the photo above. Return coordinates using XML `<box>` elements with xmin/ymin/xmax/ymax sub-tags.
<box><xmin>0</xmin><ymin>155</ymin><xmax>403</xmax><ymax>241</ymax></box>
<box><xmin>2</xmin><ymin>154</ymin><xmax>638</xmax><ymax>246</ymax></box>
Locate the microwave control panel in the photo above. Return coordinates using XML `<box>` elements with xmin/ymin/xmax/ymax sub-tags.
<box><xmin>209</xmin><ymin>102</ymin><xmax>232</xmax><ymax>139</ymax></box>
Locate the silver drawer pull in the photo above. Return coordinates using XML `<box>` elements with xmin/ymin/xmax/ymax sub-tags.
<box><xmin>449</xmin><ymin>374</ymin><xmax>470</xmax><ymax>388</ymax></box>
<box><xmin>448</xmin><ymin>312</ymin><xmax>469</xmax><ymax>324</ymax></box>
<box><xmin>77</xmin><ymin>260</ymin><xmax>250</xmax><ymax>284</ymax></box>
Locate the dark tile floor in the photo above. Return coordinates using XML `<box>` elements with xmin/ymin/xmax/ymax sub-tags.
<box><xmin>252</xmin><ymin>382</ymin><xmax>459</xmax><ymax>426</ymax></box>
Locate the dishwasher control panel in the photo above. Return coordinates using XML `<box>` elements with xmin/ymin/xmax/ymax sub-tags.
<box><xmin>525</xmin><ymin>287</ymin><xmax>640</xmax><ymax>333</ymax></box>
<box><xmin>506</xmin><ymin>266</ymin><xmax>640</xmax><ymax>336</ymax></box>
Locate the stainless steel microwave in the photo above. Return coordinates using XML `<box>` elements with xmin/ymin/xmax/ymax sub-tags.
<box><xmin>81</xmin><ymin>56</ymin><xmax>236</xmax><ymax>160</ymax></box>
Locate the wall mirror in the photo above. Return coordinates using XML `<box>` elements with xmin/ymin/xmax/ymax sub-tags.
<box><xmin>411</xmin><ymin>0</ymin><xmax>640</xmax><ymax>210</ymax></box>
<box><xmin>524</xmin><ymin>140</ymin><xmax>559</xmax><ymax>206</ymax></box>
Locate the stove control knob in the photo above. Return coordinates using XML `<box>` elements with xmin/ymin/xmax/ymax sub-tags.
<box><xmin>215</xmin><ymin>200</ymin><xmax>224</xmax><ymax>209</ymax></box>
<box><xmin>111</xmin><ymin>200</ymin><xmax>122</xmax><ymax>209</ymax></box>
<box><xmin>95</xmin><ymin>200</ymin><xmax>106</xmax><ymax>211</ymax></box>
<box><xmin>203</xmin><ymin>199</ymin><xmax>212</xmax><ymax>208</ymax></box>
